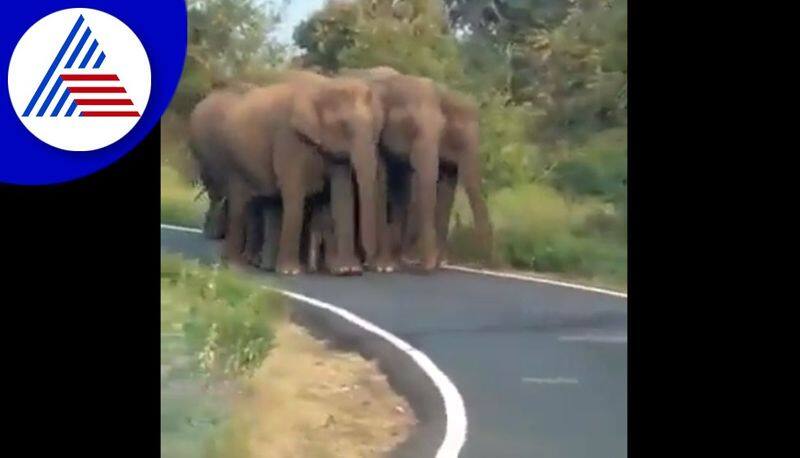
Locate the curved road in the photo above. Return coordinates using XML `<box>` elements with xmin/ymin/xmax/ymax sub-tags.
<box><xmin>161</xmin><ymin>226</ymin><xmax>627</xmax><ymax>458</ymax></box>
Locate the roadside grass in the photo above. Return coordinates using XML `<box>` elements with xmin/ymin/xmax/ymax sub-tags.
<box><xmin>232</xmin><ymin>323</ymin><xmax>416</xmax><ymax>457</ymax></box>
<box><xmin>449</xmin><ymin>184</ymin><xmax>627</xmax><ymax>291</ymax></box>
<box><xmin>161</xmin><ymin>254</ymin><xmax>415</xmax><ymax>457</ymax></box>
<box><xmin>161</xmin><ymin>165</ymin><xmax>206</xmax><ymax>228</ymax></box>
<box><xmin>161</xmin><ymin>253</ymin><xmax>286</xmax><ymax>457</ymax></box>
<box><xmin>159</xmin><ymin>132</ymin><xmax>626</xmax><ymax>290</ymax></box>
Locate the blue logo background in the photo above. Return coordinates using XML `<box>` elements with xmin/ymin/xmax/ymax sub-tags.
<box><xmin>2</xmin><ymin>1</ymin><xmax>187</xmax><ymax>185</ymax></box>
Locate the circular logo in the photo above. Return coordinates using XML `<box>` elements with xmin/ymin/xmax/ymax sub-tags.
<box><xmin>7</xmin><ymin>8</ymin><xmax>151</xmax><ymax>152</ymax></box>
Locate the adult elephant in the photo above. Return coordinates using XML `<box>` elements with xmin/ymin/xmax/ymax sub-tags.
<box><xmin>339</xmin><ymin>67</ymin><xmax>447</xmax><ymax>271</ymax></box>
<box><xmin>402</xmin><ymin>85</ymin><xmax>493</xmax><ymax>265</ymax></box>
<box><xmin>189</xmin><ymin>74</ymin><xmax>384</xmax><ymax>275</ymax></box>
<box><xmin>340</xmin><ymin>67</ymin><xmax>492</xmax><ymax>269</ymax></box>
<box><xmin>190</xmin><ymin>82</ymin><xmax>255</xmax><ymax>241</ymax></box>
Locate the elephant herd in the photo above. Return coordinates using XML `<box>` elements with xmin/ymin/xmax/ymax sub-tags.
<box><xmin>189</xmin><ymin>66</ymin><xmax>492</xmax><ymax>276</ymax></box>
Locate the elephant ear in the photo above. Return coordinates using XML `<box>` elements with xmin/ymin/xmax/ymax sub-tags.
<box><xmin>290</xmin><ymin>91</ymin><xmax>322</xmax><ymax>146</ymax></box>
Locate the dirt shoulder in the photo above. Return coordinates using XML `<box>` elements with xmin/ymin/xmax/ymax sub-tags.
<box><xmin>231</xmin><ymin>322</ymin><xmax>417</xmax><ymax>458</ymax></box>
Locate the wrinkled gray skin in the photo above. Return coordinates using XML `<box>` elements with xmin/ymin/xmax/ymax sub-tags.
<box><xmin>400</xmin><ymin>85</ymin><xmax>493</xmax><ymax>265</ymax></box>
<box><xmin>340</xmin><ymin>67</ymin><xmax>493</xmax><ymax>269</ymax></box>
<box><xmin>189</xmin><ymin>74</ymin><xmax>385</xmax><ymax>275</ymax></box>
<box><xmin>339</xmin><ymin>67</ymin><xmax>446</xmax><ymax>272</ymax></box>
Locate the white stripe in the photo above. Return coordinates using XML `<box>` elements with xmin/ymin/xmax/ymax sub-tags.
<box><xmin>522</xmin><ymin>377</ymin><xmax>579</xmax><ymax>385</ymax></box>
<box><xmin>558</xmin><ymin>335</ymin><xmax>627</xmax><ymax>344</ymax></box>
<box><xmin>271</xmin><ymin>289</ymin><xmax>468</xmax><ymax>458</ymax></box>
<box><xmin>443</xmin><ymin>265</ymin><xmax>627</xmax><ymax>299</ymax></box>
<box><xmin>160</xmin><ymin>222</ymin><xmax>468</xmax><ymax>457</ymax></box>
<box><xmin>160</xmin><ymin>223</ymin><xmax>202</xmax><ymax>234</ymax></box>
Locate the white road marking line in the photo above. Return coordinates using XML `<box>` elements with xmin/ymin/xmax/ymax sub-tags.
<box><xmin>443</xmin><ymin>265</ymin><xmax>627</xmax><ymax>299</ymax></box>
<box><xmin>271</xmin><ymin>289</ymin><xmax>468</xmax><ymax>458</ymax></box>
<box><xmin>160</xmin><ymin>223</ymin><xmax>468</xmax><ymax>458</ymax></box>
<box><xmin>558</xmin><ymin>335</ymin><xmax>628</xmax><ymax>344</ymax></box>
<box><xmin>160</xmin><ymin>223</ymin><xmax>202</xmax><ymax>234</ymax></box>
<box><xmin>160</xmin><ymin>223</ymin><xmax>628</xmax><ymax>300</ymax></box>
<box><xmin>522</xmin><ymin>377</ymin><xmax>580</xmax><ymax>385</ymax></box>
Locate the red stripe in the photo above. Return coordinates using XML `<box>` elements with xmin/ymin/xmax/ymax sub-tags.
<box><xmin>75</xmin><ymin>99</ymin><xmax>133</xmax><ymax>106</ymax></box>
<box><xmin>60</xmin><ymin>74</ymin><xmax>119</xmax><ymax>81</ymax></box>
<box><xmin>68</xmin><ymin>87</ymin><xmax>127</xmax><ymax>93</ymax></box>
<box><xmin>80</xmin><ymin>111</ymin><xmax>141</xmax><ymax>117</ymax></box>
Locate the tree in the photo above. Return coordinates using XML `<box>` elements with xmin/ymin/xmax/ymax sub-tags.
<box><xmin>294</xmin><ymin>0</ymin><xmax>468</xmax><ymax>86</ymax></box>
<box><xmin>170</xmin><ymin>0</ymin><xmax>289</xmax><ymax>116</ymax></box>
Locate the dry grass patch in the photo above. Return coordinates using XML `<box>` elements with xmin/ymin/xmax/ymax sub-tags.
<box><xmin>232</xmin><ymin>323</ymin><xmax>416</xmax><ymax>458</ymax></box>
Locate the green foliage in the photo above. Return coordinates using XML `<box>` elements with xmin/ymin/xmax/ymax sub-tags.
<box><xmin>161</xmin><ymin>254</ymin><xmax>285</xmax><ymax>457</ymax></box>
<box><xmin>162</xmin><ymin>255</ymin><xmax>285</xmax><ymax>378</ymax></box>
<box><xmin>160</xmin><ymin>165</ymin><xmax>207</xmax><ymax>228</ymax></box>
<box><xmin>295</xmin><ymin>0</ymin><xmax>468</xmax><ymax>86</ymax></box>
<box><xmin>288</xmin><ymin>0</ymin><xmax>627</xmax><ymax>287</ymax></box>
<box><xmin>160</xmin><ymin>0</ymin><xmax>628</xmax><ymax>288</ymax></box>
<box><xmin>549</xmin><ymin>127</ymin><xmax>627</xmax><ymax>203</ymax></box>
<box><xmin>449</xmin><ymin>182</ymin><xmax>626</xmax><ymax>286</ymax></box>
<box><xmin>171</xmin><ymin>0</ymin><xmax>289</xmax><ymax>116</ymax></box>
<box><xmin>293</xmin><ymin>1</ymin><xmax>359</xmax><ymax>71</ymax></box>
<box><xmin>478</xmin><ymin>94</ymin><xmax>543</xmax><ymax>191</ymax></box>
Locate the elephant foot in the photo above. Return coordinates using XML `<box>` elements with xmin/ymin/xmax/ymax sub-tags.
<box><xmin>220</xmin><ymin>250</ymin><xmax>246</xmax><ymax>268</ymax></box>
<box><xmin>372</xmin><ymin>256</ymin><xmax>398</xmax><ymax>273</ymax></box>
<box><xmin>242</xmin><ymin>250</ymin><xmax>261</xmax><ymax>267</ymax></box>
<box><xmin>203</xmin><ymin>226</ymin><xmax>225</xmax><ymax>240</ymax></box>
<box><xmin>277</xmin><ymin>266</ymin><xmax>302</xmax><ymax>275</ymax></box>
<box><xmin>203</xmin><ymin>211</ymin><xmax>227</xmax><ymax>239</ymax></box>
<box><xmin>276</xmin><ymin>259</ymin><xmax>302</xmax><ymax>276</ymax></box>
<box><xmin>257</xmin><ymin>246</ymin><xmax>279</xmax><ymax>271</ymax></box>
<box><xmin>419</xmin><ymin>254</ymin><xmax>438</xmax><ymax>272</ymax></box>
<box><xmin>329</xmin><ymin>256</ymin><xmax>363</xmax><ymax>276</ymax></box>
<box><xmin>258</xmin><ymin>258</ymin><xmax>277</xmax><ymax>271</ymax></box>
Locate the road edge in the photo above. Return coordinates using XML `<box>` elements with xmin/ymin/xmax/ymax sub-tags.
<box><xmin>161</xmin><ymin>223</ymin><xmax>627</xmax><ymax>299</ymax></box>
<box><xmin>277</xmin><ymin>289</ymin><xmax>466</xmax><ymax>458</ymax></box>
<box><xmin>443</xmin><ymin>265</ymin><xmax>628</xmax><ymax>299</ymax></box>
<box><xmin>161</xmin><ymin>223</ymin><xmax>468</xmax><ymax>458</ymax></box>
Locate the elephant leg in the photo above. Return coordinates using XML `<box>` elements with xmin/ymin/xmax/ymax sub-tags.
<box><xmin>373</xmin><ymin>158</ymin><xmax>397</xmax><ymax>272</ymax></box>
<box><xmin>242</xmin><ymin>200</ymin><xmax>263</xmax><ymax>266</ymax></box>
<box><xmin>321</xmin><ymin>212</ymin><xmax>337</xmax><ymax>272</ymax></box>
<box><xmin>410</xmin><ymin>142</ymin><xmax>440</xmax><ymax>272</ymax></box>
<box><xmin>201</xmin><ymin>169</ymin><xmax>227</xmax><ymax>239</ymax></box>
<box><xmin>387</xmin><ymin>165</ymin><xmax>412</xmax><ymax>262</ymax></box>
<box><xmin>401</xmin><ymin>171</ymin><xmax>421</xmax><ymax>262</ymax></box>
<box><xmin>203</xmin><ymin>197</ymin><xmax>227</xmax><ymax>240</ymax></box>
<box><xmin>307</xmin><ymin>228</ymin><xmax>321</xmax><ymax>273</ymax></box>
<box><xmin>329</xmin><ymin>163</ymin><xmax>361</xmax><ymax>275</ymax></box>
<box><xmin>436</xmin><ymin>168</ymin><xmax>458</xmax><ymax>266</ymax></box>
<box><xmin>258</xmin><ymin>203</ymin><xmax>282</xmax><ymax>271</ymax></box>
<box><xmin>276</xmin><ymin>188</ymin><xmax>304</xmax><ymax>275</ymax></box>
<box><xmin>222</xmin><ymin>178</ymin><xmax>251</xmax><ymax>265</ymax></box>
<box><xmin>306</xmin><ymin>204</ymin><xmax>325</xmax><ymax>273</ymax></box>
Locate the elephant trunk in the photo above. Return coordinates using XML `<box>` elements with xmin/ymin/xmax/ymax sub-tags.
<box><xmin>352</xmin><ymin>145</ymin><xmax>378</xmax><ymax>263</ymax></box>
<box><xmin>460</xmin><ymin>148</ymin><xmax>493</xmax><ymax>261</ymax></box>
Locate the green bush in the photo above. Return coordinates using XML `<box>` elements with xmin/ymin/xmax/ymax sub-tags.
<box><xmin>162</xmin><ymin>254</ymin><xmax>285</xmax><ymax>378</ymax></box>
<box><xmin>449</xmin><ymin>182</ymin><xmax>626</xmax><ymax>287</ymax></box>
<box><xmin>161</xmin><ymin>254</ymin><xmax>285</xmax><ymax>457</ymax></box>
<box><xmin>161</xmin><ymin>165</ymin><xmax>207</xmax><ymax>228</ymax></box>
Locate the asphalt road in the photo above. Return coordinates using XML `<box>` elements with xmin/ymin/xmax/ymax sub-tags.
<box><xmin>161</xmin><ymin>226</ymin><xmax>628</xmax><ymax>458</ymax></box>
